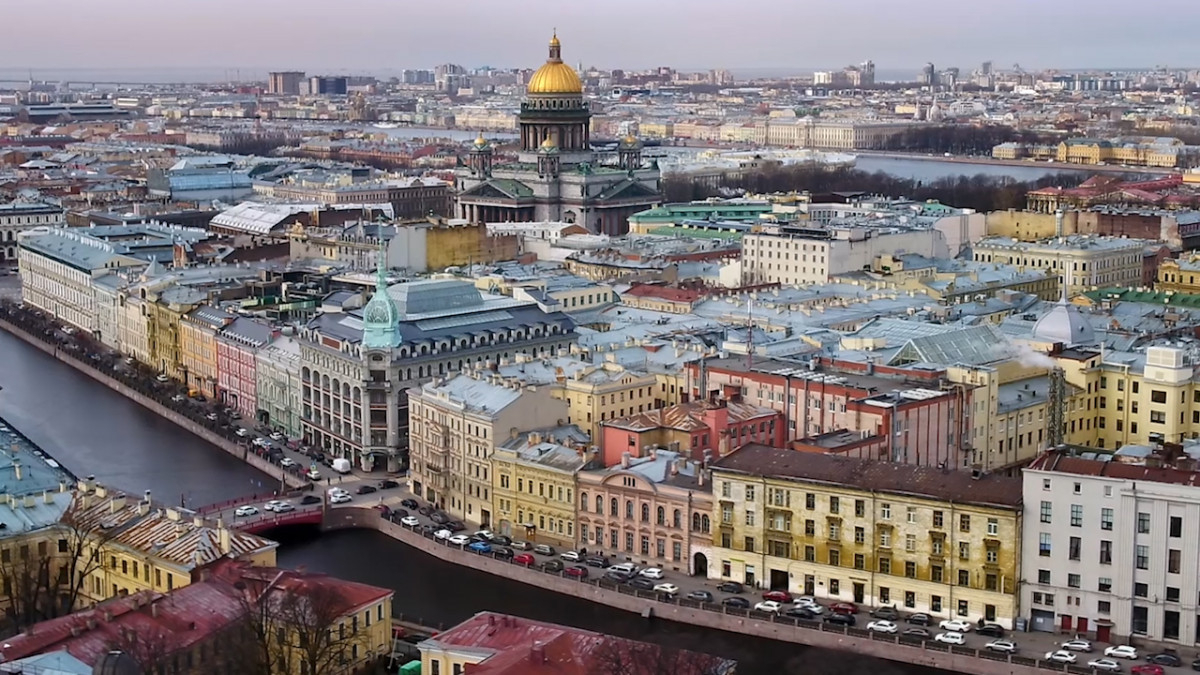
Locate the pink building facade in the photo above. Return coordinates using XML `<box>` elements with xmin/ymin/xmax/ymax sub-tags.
<box><xmin>576</xmin><ymin>449</ymin><xmax>714</xmax><ymax>576</ymax></box>
<box><xmin>216</xmin><ymin>317</ymin><xmax>275</xmax><ymax>422</ymax></box>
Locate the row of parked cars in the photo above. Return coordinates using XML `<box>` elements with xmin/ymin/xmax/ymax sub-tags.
<box><xmin>1038</xmin><ymin>640</ymin><xmax>1195</xmax><ymax>672</ymax></box>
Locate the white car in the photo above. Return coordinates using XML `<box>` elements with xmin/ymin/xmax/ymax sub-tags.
<box><xmin>793</xmin><ymin>599</ymin><xmax>824</xmax><ymax>614</ymax></box>
<box><xmin>279</xmin><ymin>457</ymin><xmax>296</xmax><ymax>468</ymax></box>
<box><xmin>1044</xmin><ymin>650</ymin><xmax>1077</xmax><ymax>664</ymax></box>
<box><xmin>754</xmin><ymin>600</ymin><xmax>783</xmax><ymax>613</ymax></box>
<box><xmin>263</xmin><ymin>500</ymin><xmax>287</xmax><ymax>512</ymax></box>
<box><xmin>1061</xmin><ymin>639</ymin><xmax>1093</xmax><ymax>652</ymax></box>
<box><xmin>305</xmin><ymin>469</ymin><xmax>321</xmax><ymax>480</ymax></box>
<box><xmin>448</xmin><ymin>534</ymin><xmax>470</xmax><ymax>546</ymax></box>
<box><xmin>1086</xmin><ymin>658</ymin><xmax>1122</xmax><ymax>672</ymax></box>
<box><xmin>934</xmin><ymin>632</ymin><xmax>965</xmax><ymax>645</ymax></box>
<box><xmin>639</xmin><ymin>567</ymin><xmax>664</xmax><ymax>580</ymax></box>
<box><xmin>866</xmin><ymin>620</ymin><xmax>898</xmax><ymax>634</ymax></box>
<box><xmin>400</xmin><ymin>516</ymin><xmax>420</xmax><ymax>527</ymax></box>
<box><xmin>473</xmin><ymin>529</ymin><xmax>495</xmax><ymax>541</ymax></box>
<box><xmin>330</xmin><ymin>492</ymin><xmax>351</xmax><ymax>504</ymax></box>
<box><xmin>235</xmin><ymin>428</ymin><xmax>250</xmax><ymax>437</ymax></box>
<box><xmin>652</xmin><ymin>583</ymin><xmax>679</xmax><ymax>595</ymax></box>
<box><xmin>938</xmin><ymin>619</ymin><xmax>972</xmax><ymax>633</ymax></box>
<box><xmin>156</xmin><ymin>374</ymin><xmax>169</xmax><ymax>383</ymax></box>
<box><xmin>1104</xmin><ymin>646</ymin><xmax>1138</xmax><ymax>660</ymax></box>
<box><xmin>434</xmin><ymin>529</ymin><xmax>452</xmax><ymax>540</ymax></box>
<box><xmin>270</xmin><ymin>432</ymin><xmax>284</xmax><ymax>441</ymax></box>
<box><xmin>234</xmin><ymin>505</ymin><xmax>258</xmax><ymax>517</ymax></box>
<box><xmin>560</xmin><ymin>551</ymin><xmax>581</xmax><ymax>562</ymax></box>
<box><xmin>985</xmin><ymin>640</ymin><xmax>1017</xmax><ymax>654</ymax></box>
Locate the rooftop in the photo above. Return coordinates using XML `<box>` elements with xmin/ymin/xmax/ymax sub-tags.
<box><xmin>713</xmin><ymin>444</ymin><xmax>1023</xmax><ymax>508</ymax></box>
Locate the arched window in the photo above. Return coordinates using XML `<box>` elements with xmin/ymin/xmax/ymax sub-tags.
<box><xmin>610</xmin><ymin>498</ymin><xmax>618</xmax><ymax>517</ymax></box>
<box><xmin>673</xmin><ymin>509</ymin><xmax>682</xmax><ymax>528</ymax></box>
<box><xmin>701</xmin><ymin>514</ymin><xmax>710</xmax><ymax>533</ymax></box>
<box><xmin>580</xmin><ymin>492</ymin><xmax>588</xmax><ymax>512</ymax></box>
<box><xmin>692</xmin><ymin>513</ymin><xmax>701</xmax><ymax>531</ymax></box>
<box><xmin>641</xmin><ymin>503</ymin><xmax>650</xmax><ymax>522</ymax></box>
<box><xmin>625</xmin><ymin>500</ymin><xmax>634</xmax><ymax>519</ymax></box>
<box><xmin>656</xmin><ymin>506</ymin><xmax>665</xmax><ymax>526</ymax></box>
<box><xmin>596</xmin><ymin>496</ymin><xmax>604</xmax><ymax>513</ymax></box>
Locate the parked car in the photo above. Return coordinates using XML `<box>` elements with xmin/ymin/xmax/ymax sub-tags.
<box><xmin>511</xmin><ymin>553</ymin><xmax>535</xmax><ymax>566</ymax></box>
<box><xmin>564</xmin><ymin>565</ymin><xmax>588</xmax><ymax>578</ymax></box>
<box><xmin>686</xmin><ymin>590</ymin><xmax>714</xmax><ymax>603</ymax></box>
<box><xmin>234</xmin><ymin>505</ymin><xmax>258</xmax><ymax>517</ymax></box>
<box><xmin>605</xmin><ymin>570</ymin><xmax>634</xmax><ymax>583</ymax></box>
<box><xmin>541</xmin><ymin>560</ymin><xmax>564</xmax><ymax>573</ymax></box>
<box><xmin>305</xmin><ymin>469</ymin><xmax>321</xmax><ymax>481</ymax></box>
<box><xmin>761</xmin><ymin>590</ymin><xmax>793</xmax><ymax>603</ymax></box>
<box><xmin>977</xmin><ymin>624</ymin><xmax>1006</xmax><ymax>638</ymax></box>
<box><xmin>560</xmin><ymin>551</ymin><xmax>581</xmax><ymax>562</ymax></box>
<box><xmin>400</xmin><ymin>498</ymin><xmax>419</xmax><ymax>509</ymax></box>
<box><xmin>934</xmin><ymin>632</ymin><xmax>965</xmax><ymax>645</ymax></box>
<box><xmin>1104</xmin><ymin>646</ymin><xmax>1138</xmax><ymax>660</ymax></box>
<box><xmin>356</xmin><ymin>485</ymin><xmax>377</xmax><ymax>495</ymax></box>
<box><xmin>628</xmin><ymin>577</ymin><xmax>655</xmax><ymax>591</ymax></box>
<box><xmin>722</xmin><ymin>596</ymin><xmax>751</xmax><ymax>609</ymax></box>
<box><xmin>532</xmin><ymin>544</ymin><xmax>555</xmax><ymax>556</ymax></box>
<box><xmin>1086</xmin><ymin>658</ymin><xmax>1122</xmax><ymax>672</ymax></box>
<box><xmin>753</xmin><ymin>601</ymin><xmax>784</xmax><ymax>613</ymax></box>
<box><xmin>717</xmin><ymin>581</ymin><xmax>744</xmax><ymax>594</ymax></box>
<box><xmin>434</xmin><ymin>529</ymin><xmax>452</xmax><ymax>540</ymax></box>
<box><xmin>510</xmin><ymin>540</ymin><xmax>532</xmax><ymax>551</ymax></box>
<box><xmin>378</xmin><ymin>479</ymin><xmax>399</xmax><ymax>489</ymax></box>
<box><xmin>985</xmin><ymin>640</ymin><xmax>1018</xmax><ymax>654</ymax></box>
<box><xmin>784</xmin><ymin>606</ymin><xmax>817</xmax><ymax>620</ymax></box>
<box><xmin>1146</xmin><ymin>653</ymin><xmax>1182</xmax><ymax>667</ymax></box>
<box><xmin>400</xmin><ymin>516</ymin><xmax>420</xmax><ymax>527</ymax></box>
<box><xmin>866</xmin><ymin>620</ymin><xmax>898</xmax><ymax>634</ymax></box>
<box><xmin>430</xmin><ymin>512</ymin><xmax>450</xmax><ymax>525</ymax></box>
<box><xmin>330</xmin><ymin>492</ymin><xmax>351</xmax><ymax>504</ymax></box>
<box><xmin>652</xmin><ymin>583</ymin><xmax>679</xmax><ymax>596</ymax></box>
<box><xmin>492</xmin><ymin>547</ymin><xmax>515</xmax><ymax>560</ymax></box>
<box><xmin>906</xmin><ymin>613</ymin><xmax>931</xmax><ymax>626</ymax></box>
<box><xmin>1130</xmin><ymin>666</ymin><xmax>1164</xmax><ymax>675</ymax></box>
<box><xmin>824</xmin><ymin>613</ymin><xmax>856</xmax><ymax>627</ymax></box>
<box><xmin>938</xmin><ymin>619</ymin><xmax>973</xmax><ymax>633</ymax></box>
<box><xmin>639</xmin><ymin>567</ymin><xmax>664</xmax><ymax>580</ymax></box>
<box><xmin>584</xmin><ymin>555</ymin><xmax>610</xmax><ymax>568</ymax></box>
<box><xmin>473</xmin><ymin>529</ymin><xmax>494</xmax><ymax>541</ymax></box>
<box><xmin>467</xmin><ymin>541</ymin><xmax>492</xmax><ymax>555</ymax></box>
<box><xmin>830</xmin><ymin>602</ymin><xmax>858</xmax><ymax>615</ymax></box>
<box><xmin>870</xmin><ymin>606</ymin><xmax>900</xmax><ymax>620</ymax></box>
<box><xmin>448</xmin><ymin>534</ymin><xmax>470</xmax><ymax>546</ymax></box>
<box><xmin>1061</xmin><ymin>639</ymin><xmax>1093</xmax><ymax>652</ymax></box>
<box><xmin>1044</xmin><ymin>650</ymin><xmax>1077</xmax><ymax>664</ymax></box>
<box><xmin>417</xmin><ymin>505</ymin><xmax>433</xmax><ymax>516</ymax></box>
<box><xmin>492</xmin><ymin>535</ymin><xmax>513</xmax><ymax>546</ymax></box>
<box><xmin>300</xmin><ymin>495</ymin><xmax>321</xmax><ymax>505</ymax></box>
<box><xmin>445</xmin><ymin>520</ymin><xmax>466</xmax><ymax>533</ymax></box>
<box><xmin>902</xmin><ymin>628</ymin><xmax>932</xmax><ymax>639</ymax></box>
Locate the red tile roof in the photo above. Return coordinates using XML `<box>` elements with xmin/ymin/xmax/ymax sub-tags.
<box><xmin>1029</xmin><ymin>450</ymin><xmax>1200</xmax><ymax>487</ymax></box>
<box><xmin>428</xmin><ymin>612</ymin><xmax>734</xmax><ymax>675</ymax></box>
<box><xmin>624</xmin><ymin>283</ymin><xmax>702</xmax><ymax>303</ymax></box>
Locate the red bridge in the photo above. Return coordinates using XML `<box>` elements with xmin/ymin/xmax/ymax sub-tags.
<box><xmin>231</xmin><ymin>508</ymin><xmax>325</xmax><ymax>534</ymax></box>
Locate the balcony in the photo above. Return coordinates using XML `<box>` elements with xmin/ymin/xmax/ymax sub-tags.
<box><xmin>367</xmin><ymin>380</ymin><xmax>391</xmax><ymax>392</ymax></box>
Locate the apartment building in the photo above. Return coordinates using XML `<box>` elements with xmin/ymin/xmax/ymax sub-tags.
<box><xmin>741</xmin><ymin>226</ymin><xmax>946</xmax><ymax>286</ymax></box>
<box><xmin>1022</xmin><ymin>447</ymin><xmax>1200</xmax><ymax>644</ymax></box>
<box><xmin>577</xmin><ymin>448</ymin><xmax>714</xmax><ymax>575</ymax></box>
<box><xmin>256</xmin><ymin>333</ymin><xmax>303</xmax><ymax>438</ymax></box>
<box><xmin>600</xmin><ymin>397</ymin><xmax>783</xmax><ymax>466</ymax></box>
<box><xmin>491</xmin><ymin>426</ymin><xmax>590</xmax><ymax>547</ymax></box>
<box><xmin>179</xmin><ymin>305</ymin><xmax>236</xmax><ymax>399</ymax></box>
<box><xmin>216</xmin><ymin>317</ymin><xmax>275</xmax><ymax>421</ymax></box>
<box><xmin>710</xmin><ymin>444</ymin><xmax>1023</xmax><ymax>626</ymax></box>
<box><xmin>973</xmin><ymin>235</ymin><xmax>1145</xmax><ymax>294</ymax></box>
<box><xmin>0</xmin><ymin>202</ymin><xmax>63</xmax><ymax>263</ymax></box>
<box><xmin>407</xmin><ymin>373</ymin><xmax>568</xmax><ymax>527</ymax></box>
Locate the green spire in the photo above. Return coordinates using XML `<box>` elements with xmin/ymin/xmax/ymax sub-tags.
<box><xmin>361</xmin><ymin>232</ymin><xmax>401</xmax><ymax>350</ymax></box>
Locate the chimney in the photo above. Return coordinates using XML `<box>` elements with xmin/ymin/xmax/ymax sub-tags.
<box><xmin>103</xmin><ymin>610</ymin><xmax>112</xmax><ymax>622</ymax></box>
<box><xmin>174</xmin><ymin>522</ymin><xmax>186</xmax><ymax>539</ymax></box>
<box><xmin>531</xmin><ymin>642</ymin><xmax>547</xmax><ymax>664</ymax></box>
<box><xmin>109</xmin><ymin>495</ymin><xmax>127</xmax><ymax>513</ymax></box>
<box><xmin>697</xmin><ymin>469</ymin><xmax>706</xmax><ymax>487</ymax></box>
<box><xmin>621</xmin><ymin>452</ymin><xmax>631</xmax><ymax>469</ymax></box>
<box><xmin>144</xmin><ymin>490</ymin><xmax>152</xmax><ymax>504</ymax></box>
<box><xmin>12</xmin><ymin>459</ymin><xmax>20</xmax><ymax>481</ymax></box>
<box><xmin>1055</xmin><ymin>209</ymin><xmax>1064</xmax><ymax>238</ymax></box>
<box><xmin>151</xmin><ymin>601</ymin><xmax>159</xmax><ymax>618</ymax></box>
<box><xmin>219</xmin><ymin>525</ymin><xmax>232</xmax><ymax>554</ymax></box>
<box><xmin>22</xmin><ymin>495</ymin><xmax>34</xmax><ymax>509</ymax></box>
<box><xmin>43</xmin><ymin>490</ymin><xmax>53</xmax><ymax>504</ymax></box>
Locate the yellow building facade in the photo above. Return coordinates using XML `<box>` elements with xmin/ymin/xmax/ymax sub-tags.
<box><xmin>179</xmin><ymin>306</ymin><xmax>234</xmax><ymax>397</ymax></box>
<box><xmin>1156</xmin><ymin>256</ymin><xmax>1200</xmax><ymax>294</ymax></box>
<box><xmin>709</xmin><ymin>444</ymin><xmax>1023</xmax><ymax>627</ymax></box>
<box><xmin>491</xmin><ymin>428</ymin><xmax>587</xmax><ymax>547</ymax></box>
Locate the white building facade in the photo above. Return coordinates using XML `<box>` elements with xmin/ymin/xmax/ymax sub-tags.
<box><xmin>0</xmin><ymin>202</ymin><xmax>63</xmax><ymax>263</ymax></box>
<box><xmin>1023</xmin><ymin>449</ymin><xmax>1200</xmax><ymax>645</ymax></box>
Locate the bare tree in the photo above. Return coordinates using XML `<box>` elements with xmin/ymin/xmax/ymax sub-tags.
<box><xmin>588</xmin><ymin>637</ymin><xmax>735</xmax><ymax>675</ymax></box>
<box><xmin>0</xmin><ymin>512</ymin><xmax>113</xmax><ymax>634</ymax></box>
<box><xmin>104</xmin><ymin>625</ymin><xmax>175</xmax><ymax>674</ymax></box>
<box><xmin>230</xmin><ymin>575</ymin><xmax>374</xmax><ymax>675</ymax></box>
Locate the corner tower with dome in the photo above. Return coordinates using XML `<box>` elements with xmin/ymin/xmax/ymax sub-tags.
<box><xmin>456</xmin><ymin>32</ymin><xmax>662</xmax><ymax>236</ymax></box>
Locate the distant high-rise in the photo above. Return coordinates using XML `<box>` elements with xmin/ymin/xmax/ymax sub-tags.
<box><xmin>859</xmin><ymin>60</ymin><xmax>876</xmax><ymax>87</ymax></box>
<box><xmin>981</xmin><ymin>61</ymin><xmax>993</xmax><ymax>76</ymax></box>
<box><xmin>309</xmin><ymin>76</ymin><xmax>348</xmax><ymax>96</ymax></box>
<box><xmin>267</xmin><ymin>71</ymin><xmax>304</xmax><ymax>95</ymax></box>
<box><xmin>919</xmin><ymin>62</ymin><xmax>937</xmax><ymax>86</ymax></box>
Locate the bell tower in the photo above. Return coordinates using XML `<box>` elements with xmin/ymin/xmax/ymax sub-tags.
<box><xmin>468</xmin><ymin>131</ymin><xmax>493</xmax><ymax>177</ymax></box>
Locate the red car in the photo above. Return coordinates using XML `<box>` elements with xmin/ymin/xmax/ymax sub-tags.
<box><xmin>512</xmin><ymin>553</ymin><xmax>535</xmax><ymax>566</ymax></box>
<box><xmin>762</xmin><ymin>590</ymin><xmax>793</xmax><ymax>603</ymax></box>
<box><xmin>830</xmin><ymin>602</ymin><xmax>858</xmax><ymax>615</ymax></box>
<box><xmin>1131</xmin><ymin>666</ymin><xmax>1164</xmax><ymax>675</ymax></box>
<box><xmin>565</xmin><ymin>565</ymin><xmax>589</xmax><ymax>578</ymax></box>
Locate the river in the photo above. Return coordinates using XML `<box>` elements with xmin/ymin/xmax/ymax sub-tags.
<box><xmin>0</xmin><ymin>328</ymin><xmax>948</xmax><ymax>675</ymax></box>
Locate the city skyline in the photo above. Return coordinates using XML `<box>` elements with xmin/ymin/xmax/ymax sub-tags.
<box><xmin>3</xmin><ymin>0</ymin><xmax>1198</xmax><ymax>75</ymax></box>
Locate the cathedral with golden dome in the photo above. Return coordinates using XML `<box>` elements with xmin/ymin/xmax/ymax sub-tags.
<box><xmin>455</xmin><ymin>33</ymin><xmax>662</xmax><ymax>236</ymax></box>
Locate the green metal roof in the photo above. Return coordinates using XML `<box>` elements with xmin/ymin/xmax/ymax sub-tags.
<box><xmin>1083</xmin><ymin>287</ymin><xmax>1200</xmax><ymax>308</ymax></box>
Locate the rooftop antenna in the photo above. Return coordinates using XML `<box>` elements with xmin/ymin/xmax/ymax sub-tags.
<box><xmin>746</xmin><ymin>298</ymin><xmax>754</xmax><ymax>370</ymax></box>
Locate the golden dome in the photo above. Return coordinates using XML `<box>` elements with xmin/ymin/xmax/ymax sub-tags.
<box><xmin>473</xmin><ymin>131</ymin><xmax>488</xmax><ymax>148</ymax></box>
<box><xmin>540</xmin><ymin>136</ymin><xmax>558</xmax><ymax>150</ymax></box>
<box><xmin>527</xmin><ymin>32</ymin><xmax>582</xmax><ymax>95</ymax></box>
<box><xmin>623</xmin><ymin>134</ymin><xmax>638</xmax><ymax>145</ymax></box>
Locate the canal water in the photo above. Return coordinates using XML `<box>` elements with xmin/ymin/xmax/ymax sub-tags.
<box><xmin>0</xmin><ymin>330</ymin><xmax>950</xmax><ymax>675</ymax></box>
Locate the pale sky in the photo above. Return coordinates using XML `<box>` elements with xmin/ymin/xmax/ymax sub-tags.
<box><xmin>5</xmin><ymin>0</ymin><xmax>1198</xmax><ymax>75</ymax></box>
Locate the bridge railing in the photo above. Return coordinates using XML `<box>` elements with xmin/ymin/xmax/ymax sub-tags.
<box><xmin>196</xmin><ymin>492</ymin><xmax>279</xmax><ymax>515</ymax></box>
<box><xmin>233</xmin><ymin>508</ymin><xmax>324</xmax><ymax>533</ymax></box>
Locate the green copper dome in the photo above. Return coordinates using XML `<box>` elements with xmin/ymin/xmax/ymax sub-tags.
<box><xmin>362</xmin><ymin>238</ymin><xmax>401</xmax><ymax>350</ymax></box>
